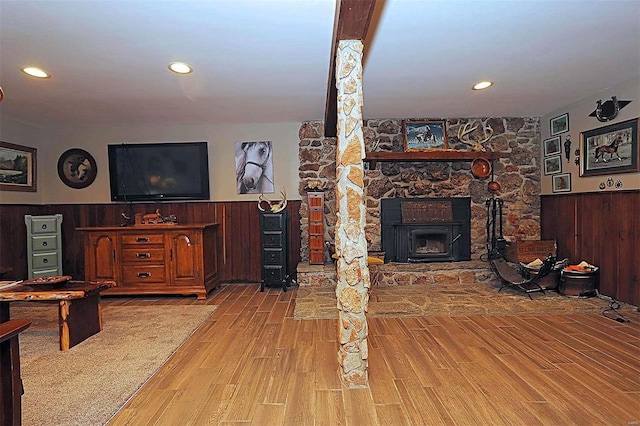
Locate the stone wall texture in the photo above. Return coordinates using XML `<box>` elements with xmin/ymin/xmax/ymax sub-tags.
<box><xmin>298</xmin><ymin>117</ymin><xmax>542</xmax><ymax>262</ymax></box>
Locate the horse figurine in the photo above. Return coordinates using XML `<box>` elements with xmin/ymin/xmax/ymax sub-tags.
<box><xmin>594</xmin><ymin>136</ymin><xmax>623</xmax><ymax>163</ymax></box>
<box><xmin>236</xmin><ymin>141</ymin><xmax>274</xmax><ymax>194</ymax></box>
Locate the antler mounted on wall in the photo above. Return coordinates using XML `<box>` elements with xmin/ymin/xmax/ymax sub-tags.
<box><xmin>457</xmin><ymin>121</ymin><xmax>493</xmax><ymax>151</ymax></box>
<box><xmin>257</xmin><ymin>188</ymin><xmax>288</xmax><ymax>213</ymax></box>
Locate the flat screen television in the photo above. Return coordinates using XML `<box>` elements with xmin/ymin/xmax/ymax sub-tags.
<box><xmin>108</xmin><ymin>142</ymin><xmax>210</xmax><ymax>202</ymax></box>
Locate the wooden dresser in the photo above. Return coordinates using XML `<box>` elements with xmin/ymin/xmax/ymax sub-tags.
<box><xmin>77</xmin><ymin>223</ymin><xmax>220</xmax><ymax>300</ymax></box>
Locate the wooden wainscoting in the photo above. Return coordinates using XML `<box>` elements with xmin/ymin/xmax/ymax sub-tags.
<box><xmin>541</xmin><ymin>190</ymin><xmax>639</xmax><ymax>306</ymax></box>
<box><xmin>0</xmin><ymin>201</ymin><xmax>301</xmax><ymax>286</ymax></box>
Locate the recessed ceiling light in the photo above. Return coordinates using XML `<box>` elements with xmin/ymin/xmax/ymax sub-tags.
<box><xmin>472</xmin><ymin>81</ymin><xmax>493</xmax><ymax>90</ymax></box>
<box><xmin>21</xmin><ymin>66</ymin><xmax>51</xmax><ymax>79</ymax></box>
<box><xmin>168</xmin><ymin>62</ymin><xmax>193</xmax><ymax>74</ymax></box>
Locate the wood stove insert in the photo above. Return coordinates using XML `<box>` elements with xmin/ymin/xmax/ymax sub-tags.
<box><xmin>381</xmin><ymin>197</ymin><xmax>471</xmax><ymax>263</ymax></box>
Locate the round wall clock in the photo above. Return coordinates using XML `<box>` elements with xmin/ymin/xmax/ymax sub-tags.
<box><xmin>57</xmin><ymin>148</ymin><xmax>97</xmax><ymax>189</ymax></box>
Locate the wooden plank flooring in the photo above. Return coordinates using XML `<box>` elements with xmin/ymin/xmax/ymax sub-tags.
<box><xmin>107</xmin><ymin>284</ymin><xmax>640</xmax><ymax>425</ymax></box>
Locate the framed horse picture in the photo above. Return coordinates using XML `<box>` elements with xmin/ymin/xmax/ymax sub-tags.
<box><xmin>403</xmin><ymin>119</ymin><xmax>448</xmax><ymax>151</ymax></box>
<box><xmin>235</xmin><ymin>141</ymin><xmax>274</xmax><ymax>194</ymax></box>
<box><xmin>580</xmin><ymin>118</ymin><xmax>639</xmax><ymax>177</ymax></box>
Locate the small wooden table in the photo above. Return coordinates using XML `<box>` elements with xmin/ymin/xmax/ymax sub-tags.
<box><xmin>0</xmin><ymin>279</ymin><xmax>116</xmax><ymax>351</ymax></box>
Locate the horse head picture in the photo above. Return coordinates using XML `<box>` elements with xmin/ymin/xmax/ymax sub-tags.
<box><xmin>235</xmin><ymin>141</ymin><xmax>274</xmax><ymax>194</ymax></box>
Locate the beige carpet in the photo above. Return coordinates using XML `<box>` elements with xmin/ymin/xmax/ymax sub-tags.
<box><xmin>294</xmin><ymin>281</ymin><xmax>639</xmax><ymax>319</ymax></box>
<box><xmin>11</xmin><ymin>303</ymin><xmax>217</xmax><ymax>426</ymax></box>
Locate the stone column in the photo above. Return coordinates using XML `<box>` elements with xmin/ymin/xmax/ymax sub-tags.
<box><xmin>334</xmin><ymin>39</ymin><xmax>370</xmax><ymax>388</ymax></box>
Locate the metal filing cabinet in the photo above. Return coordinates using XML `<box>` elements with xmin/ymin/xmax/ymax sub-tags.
<box><xmin>259</xmin><ymin>210</ymin><xmax>289</xmax><ymax>292</ymax></box>
<box><xmin>25</xmin><ymin>214</ymin><xmax>63</xmax><ymax>279</ymax></box>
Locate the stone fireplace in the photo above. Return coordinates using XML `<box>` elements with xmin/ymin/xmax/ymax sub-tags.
<box><xmin>381</xmin><ymin>197</ymin><xmax>471</xmax><ymax>263</ymax></box>
<box><xmin>297</xmin><ymin>117</ymin><xmax>542</xmax><ymax>267</ymax></box>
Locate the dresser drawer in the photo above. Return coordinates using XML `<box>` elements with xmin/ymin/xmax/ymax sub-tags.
<box><xmin>121</xmin><ymin>247</ymin><xmax>165</xmax><ymax>263</ymax></box>
<box><xmin>122</xmin><ymin>265</ymin><xmax>166</xmax><ymax>284</ymax></box>
<box><xmin>32</xmin><ymin>252</ymin><xmax>59</xmax><ymax>269</ymax></box>
<box><xmin>263</xmin><ymin>231</ymin><xmax>284</xmax><ymax>248</ymax></box>
<box><xmin>31</xmin><ymin>235</ymin><xmax>58</xmax><ymax>252</ymax></box>
<box><xmin>262</xmin><ymin>214</ymin><xmax>285</xmax><ymax>231</ymax></box>
<box><xmin>29</xmin><ymin>216</ymin><xmax>59</xmax><ymax>234</ymax></box>
<box><xmin>262</xmin><ymin>265</ymin><xmax>285</xmax><ymax>282</ymax></box>
<box><xmin>31</xmin><ymin>268</ymin><xmax>62</xmax><ymax>278</ymax></box>
<box><xmin>263</xmin><ymin>248</ymin><xmax>284</xmax><ymax>265</ymax></box>
<box><xmin>121</xmin><ymin>234</ymin><xmax>164</xmax><ymax>245</ymax></box>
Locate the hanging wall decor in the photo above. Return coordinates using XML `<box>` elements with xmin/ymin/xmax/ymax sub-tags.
<box><xmin>580</xmin><ymin>118</ymin><xmax>639</xmax><ymax>177</ymax></box>
<box><xmin>564</xmin><ymin>135</ymin><xmax>572</xmax><ymax>162</ymax></box>
<box><xmin>57</xmin><ymin>148</ymin><xmax>97</xmax><ymax>189</ymax></box>
<box><xmin>234</xmin><ymin>141</ymin><xmax>274</xmax><ymax>194</ymax></box>
<box><xmin>403</xmin><ymin>119</ymin><xmax>448</xmax><ymax>151</ymax></box>
<box><xmin>550</xmin><ymin>113</ymin><xmax>569</xmax><ymax>136</ymax></box>
<box><xmin>0</xmin><ymin>141</ymin><xmax>37</xmax><ymax>192</ymax></box>
<box><xmin>589</xmin><ymin>96</ymin><xmax>632</xmax><ymax>122</ymax></box>
<box><xmin>543</xmin><ymin>136</ymin><xmax>561</xmax><ymax>156</ymax></box>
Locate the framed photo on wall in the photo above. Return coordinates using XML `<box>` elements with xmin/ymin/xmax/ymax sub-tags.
<box><xmin>544</xmin><ymin>154</ymin><xmax>562</xmax><ymax>175</ymax></box>
<box><xmin>580</xmin><ymin>118</ymin><xmax>639</xmax><ymax>177</ymax></box>
<box><xmin>403</xmin><ymin>119</ymin><xmax>448</xmax><ymax>151</ymax></box>
<box><xmin>543</xmin><ymin>136</ymin><xmax>561</xmax><ymax>156</ymax></box>
<box><xmin>0</xmin><ymin>141</ymin><xmax>37</xmax><ymax>192</ymax></box>
<box><xmin>552</xmin><ymin>173</ymin><xmax>571</xmax><ymax>193</ymax></box>
<box><xmin>550</xmin><ymin>113</ymin><xmax>569</xmax><ymax>136</ymax></box>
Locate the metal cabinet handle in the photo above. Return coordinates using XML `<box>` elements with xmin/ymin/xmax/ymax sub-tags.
<box><xmin>137</xmin><ymin>272</ymin><xmax>151</xmax><ymax>278</ymax></box>
<box><xmin>136</xmin><ymin>253</ymin><xmax>150</xmax><ymax>259</ymax></box>
<box><xmin>136</xmin><ymin>237</ymin><xmax>149</xmax><ymax>242</ymax></box>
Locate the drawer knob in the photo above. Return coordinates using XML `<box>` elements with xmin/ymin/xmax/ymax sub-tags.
<box><xmin>43</xmin><ymin>258</ymin><xmax>48</xmax><ymax>263</ymax></box>
<box><xmin>136</xmin><ymin>253</ymin><xmax>151</xmax><ymax>259</ymax></box>
<box><xmin>42</xmin><ymin>241</ymin><xmax>48</xmax><ymax>246</ymax></box>
<box><xmin>136</xmin><ymin>237</ymin><xmax>150</xmax><ymax>242</ymax></box>
<box><xmin>137</xmin><ymin>272</ymin><xmax>151</xmax><ymax>278</ymax></box>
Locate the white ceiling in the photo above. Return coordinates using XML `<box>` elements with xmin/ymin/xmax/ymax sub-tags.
<box><xmin>1</xmin><ymin>0</ymin><xmax>639</xmax><ymax>128</ymax></box>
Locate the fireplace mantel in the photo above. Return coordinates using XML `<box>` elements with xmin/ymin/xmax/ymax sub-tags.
<box><xmin>364</xmin><ymin>150</ymin><xmax>509</xmax><ymax>168</ymax></box>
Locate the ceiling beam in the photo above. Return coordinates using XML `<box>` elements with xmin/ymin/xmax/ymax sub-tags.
<box><xmin>324</xmin><ymin>0</ymin><xmax>378</xmax><ymax>138</ymax></box>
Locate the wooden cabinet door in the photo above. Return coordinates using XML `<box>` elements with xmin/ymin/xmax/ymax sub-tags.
<box><xmin>168</xmin><ymin>231</ymin><xmax>202</xmax><ymax>286</ymax></box>
<box><xmin>84</xmin><ymin>232</ymin><xmax>120</xmax><ymax>282</ymax></box>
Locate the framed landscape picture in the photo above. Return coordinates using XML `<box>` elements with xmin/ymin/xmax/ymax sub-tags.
<box><xmin>550</xmin><ymin>113</ymin><xmax>569</xmax><ymax>136</ymax></box>
<box><xmin>544</xmin><ymin>154</ymin><xmax>562</xmax><ymax>175</ymax></box>
<box><xmin>0</xmin><ymin>141</ymin><xmax>37</xmax><ymax>192</ymax></box>
<box><xmin>580</xmin><ymin>118</ymin><xmax>639</xmax><ymax>177</ymax></box>
<box><xmin>403</xmin><ymin>119</ymin><xmax>448</xmax><ymax>151</ymax></box>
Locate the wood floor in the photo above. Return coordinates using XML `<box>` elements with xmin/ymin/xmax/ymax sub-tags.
<box><xmin>107</xmin><ymin>284</ymin><xmax>640</xmax><ymax>426</ymax></box>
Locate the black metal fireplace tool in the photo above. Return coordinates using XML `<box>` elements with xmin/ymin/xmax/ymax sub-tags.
<box><xmin>485</xmin><ymin>197</ymin><xmax>507</xmax><ymax>260</ymax></box>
